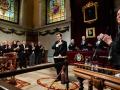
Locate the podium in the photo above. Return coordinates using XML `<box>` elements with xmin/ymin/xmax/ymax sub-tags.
<box><xmin>67</xmin><ymin>50</ymin><xmax>109</xmax><ymax>67</ymax></box>
<box><xmin>2</xmin><ymin>52</ymin><xmax>17</xmax><ymax>85</ymax></box>
<box><xmin>3</xmin><ymin>52</ymin><xmax>17</xmax><ymax>70</ymax></box>
<box><xmin>52</xmin><ymin>56</ymin><xmax>69</xmax><ymax>90</ymax></box>
<box><xmin>0</xmin><ymin>56</ymin><xmax>7</xmax><ymax>72</ymax></box>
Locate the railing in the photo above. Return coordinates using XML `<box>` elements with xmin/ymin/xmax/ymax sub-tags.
<box><xmin>73</xmin><ymin>63</ymin><xmax>120</xmax><ymax>90</ymax></box>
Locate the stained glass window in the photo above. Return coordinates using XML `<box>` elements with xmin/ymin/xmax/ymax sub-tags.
<box><xmin>0</xmin><ymin>0</ymin><xmax>19</xmax><ymax>23</ymax></box>
<box><xmin>47</xmin><ymin>0</ymin><xmax>66</xmax><ymax>24</ymax></box>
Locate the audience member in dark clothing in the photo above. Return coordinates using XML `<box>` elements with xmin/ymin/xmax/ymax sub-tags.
<box><xmin>68</xmin><ymin>39</ymin><xmax>77</xmax><ymax>51</ymax></box>
<box><xmin>29</xmin><ymin>42</ymin><xmax>35</xmax><ymax>66</ymax></box>
<box><xmin>80</xmin><ymin>36</ymin><xmax>88</xmax><ymax>51</ymax></box>
<box><xmin>35</xmin><ymin>41</ymin><xmax>43</xmax><ymax>64</ymax></box>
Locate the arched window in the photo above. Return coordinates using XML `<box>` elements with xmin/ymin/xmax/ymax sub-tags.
<box><xmin>47</xmin><ymin>0</ymin><xmax>66</xmax><ymax>24</ymax></box>
<box><xmin>0</xmin><ymin>0</ymin><xmax>19</xmax><ymax>23</ymax></box>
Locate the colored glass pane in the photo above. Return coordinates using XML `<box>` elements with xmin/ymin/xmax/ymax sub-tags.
<box><xmin>0</xmin><ymin>0</ymin><xmax>19</xmax><ymax>23</ymax></box>
<box><xmin>47</xmin><ymin>0</ymin><xmax>66</xmax><ymax>24</ymax></box>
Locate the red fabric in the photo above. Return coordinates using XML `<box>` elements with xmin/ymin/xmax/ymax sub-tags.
<box><xmin>67</xmin><ymin>50</ymin><xmax>109</xmax><ymax>67</ymax></box>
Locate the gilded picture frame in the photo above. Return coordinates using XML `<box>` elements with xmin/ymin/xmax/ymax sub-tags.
<box><xmin>82</xmin><ymin>2</ymin><xmax>98</xmax><ymax>23</ymax></box>
<box><xmin>86</xmin><ymin>27</ymin><xmax>95</xmax><ymax>38</ymax></box>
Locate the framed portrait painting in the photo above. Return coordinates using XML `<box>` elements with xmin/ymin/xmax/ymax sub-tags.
<box><xmin>82</xmin><ymin>2</ymin><xmax>98</xmax><ymax>23</ymax></box>
<box><xmin>86</xmin><ymin>27</ymin><xmax>95</xmax><ymax>38</ymax></box>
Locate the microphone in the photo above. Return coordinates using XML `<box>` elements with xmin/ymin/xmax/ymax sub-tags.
<box><xmin>92</xmin><ymin>33</ymin><xmax>104</xmax><ymax>60</ymax></box>
<box><xmin>92</xmin><ymin>41</ymin><xmax>101</xmax><ymax>60</ymax></box>
<box><xmin>108</xmin><ymin>47</ymin><xmax>112</xmax><ymax>61</ymax></box>
<box><xmin>92</xmin><ymin>40</ymin><xmax>102</xmax><ymax>60</ymax></box>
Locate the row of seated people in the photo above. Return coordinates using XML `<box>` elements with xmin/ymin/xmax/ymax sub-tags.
<box><xmin>0</xmin><ymin>40</ymin><xmax>46</xmax><ymax>69</ymax></box>
<box><xmin>68</xmin><ymin>35</ymin><xmax>109</xmax><ymax>51</ymax></box>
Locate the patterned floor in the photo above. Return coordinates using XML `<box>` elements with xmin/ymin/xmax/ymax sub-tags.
<box><xmin>37</xmin><ymin>77</ymin><xmax>79</xmax><ymax>90</ymax></box>
<box><xmin>15</xmin><ymin>66</ymin><xmax>80</xmax><ymax>90</ymax></box>
<box><xmin>6</xmin><ymin>78</ymin><xmax>30</xmax><ymax>89</ymax></box>
<box><xmin>9</xmin><ymin>65</ymin><xmax>110</xmax><ymax>90</ymax></box>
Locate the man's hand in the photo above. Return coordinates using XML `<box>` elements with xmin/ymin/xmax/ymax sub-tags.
<box><xmin>56</xmin><ymin>40</ymin><xmax>62</xmax><ymax>47</ymax></box>
<box><xmin>58</xmin><ymin>54</ymin><xmax>62</xmax><ymax>58</ymax></box>
<box><xmin>102</xmin><ymin>34</ymin><xmax>112</xmax><ymax>45</ymax></box>
<box><xmin>99</xmin><ymin>33</ymin><xmax>104</xmax><ymax>39</ymax></box>
<box><xmin>98</xmin><ymin>33</ymin><xmax>112</xmax><ymax>46</ymax></box>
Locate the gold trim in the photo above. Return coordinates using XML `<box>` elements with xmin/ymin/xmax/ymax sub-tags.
<box><xmin>86</xmin><ymin>27</ymin><xmax>95</xmax><ymax>38</ymax></box>
<box><xmin>82</xmin><ymin>2</ymin><xmax>98</xmax><ymax>24</ymax></box>
<box><xmin>74</xmin><ymin>53</ymin><xmax>84</xmax><ymax>61</ymax></box>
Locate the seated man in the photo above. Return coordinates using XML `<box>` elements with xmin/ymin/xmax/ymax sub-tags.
<box><xmin>68</xmin><ymin>39</ymin><xmax>77</xmax><ymax>51</ymax></box>
<box><xmin>80</xmin><ymin>36</ymin><xmax>88</xmax><ymax>51</ymax></box>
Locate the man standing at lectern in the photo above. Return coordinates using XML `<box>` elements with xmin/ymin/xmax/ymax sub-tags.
<box><xmin>100</xmin><ymin>8</ymin><xmax>120</xmax><ymax>70</ymax></box>
<box><xmin>52</xmin><ymin>33</ymin><xmax>67</xmax><ymax>81</ymax></box>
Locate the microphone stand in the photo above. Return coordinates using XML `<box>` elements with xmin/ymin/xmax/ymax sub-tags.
<box><xmin>64</xmin><ymin>59</ymin><xmax>69</xmax><ymax>90</ymax></box>
<box><xmin>61</xmin><ymin>59</ymin><xmax>69</xmax><ymax>90</ymax></box>
<box><xmin>92</xmin><ymin>46</ymin><xmax>99</xmax><ymax>61</ymax></box>
<box><xmin>91</xmin><ymin>43</ymin><xmax>101</xmax><ymax>71</ymax></box>
<box><xmin>48</xmin><ymin>58</ymin><xmax>69</xmax><ymax>90</ymax></box>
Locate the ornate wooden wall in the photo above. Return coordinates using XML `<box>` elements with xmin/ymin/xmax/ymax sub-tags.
<box><xmin>26</xmin><ymin>32</ymin><xmax>38</xmax><ymax>44</ymax></box>
<box><xmin>70</xmin><ymin>0</ymin><xmax>116</xmax><ymax>47</ymax></box>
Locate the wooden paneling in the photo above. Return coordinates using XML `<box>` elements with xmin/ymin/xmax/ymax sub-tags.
<box><xmin>26</xmin><ymin>31</ymin><xmax>38</xmax><ymax>44</ymax></box>
<box><xmin>70</xmin><ymin>0</ymin><xmax>116</xmax><ymax>47</ymax></box>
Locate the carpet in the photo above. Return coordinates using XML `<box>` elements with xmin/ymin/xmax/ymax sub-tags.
<box><xmin>5</xmin><ymin>78</ymin><xmax>30</xmax><ymax>89</ymax></box>
<box><xmin>37</xmin><ymin>77</ymin><xmax>79</xmax><ymax>90</ymax></box>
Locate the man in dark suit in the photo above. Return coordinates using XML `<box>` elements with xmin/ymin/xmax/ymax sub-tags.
<box><xmin>35</xmin><ymin>41</ymin><xmax>43</xmax><ymax>64</ymax></box>
<box><xmin>68</xmin><ymin>39</ymin><xmax>76</xmax><ymax>51</ymax></box>
<box><xmin>100</xmin><ymin>8</ymin><xmax>120</xmax><ymax>70</ymax></box>
<box><xmin>80</xmin><ymin>36</ymin><xmax>88</xmax><ymax>51</ymax></box>
<box><xmin>16</xmin><ymin>41</ymin><xmax>26</xmax><ymax>69</ymax></box>
<box><xmin>52</xmin><ymin>33</ymin><xmax>67</xmax><ymax>81</ymax></box>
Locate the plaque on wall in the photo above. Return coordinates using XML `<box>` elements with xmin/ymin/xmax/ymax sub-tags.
<box><xmin>86</xmin><ymin>27</ymin><xmax>95</xmax><ymax>38</ymax></box>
